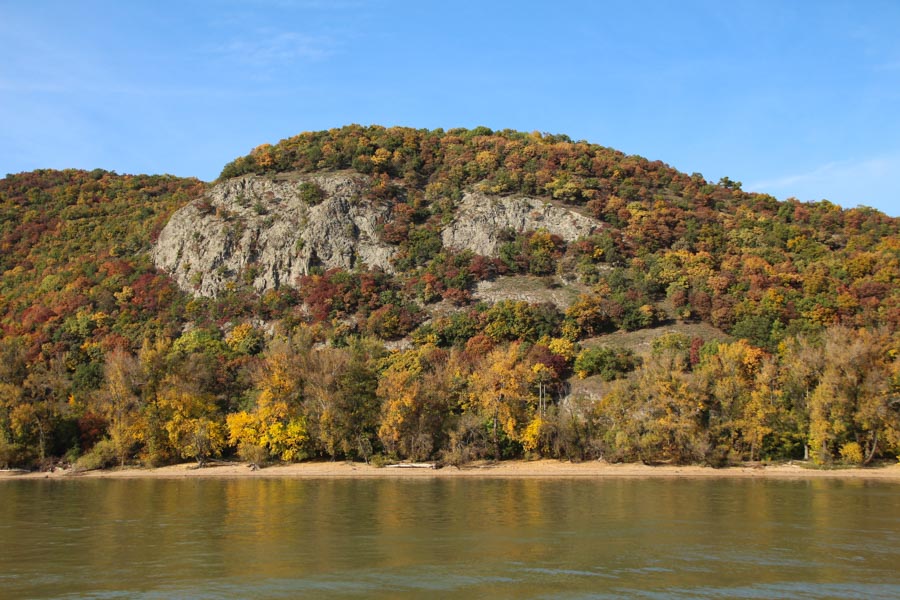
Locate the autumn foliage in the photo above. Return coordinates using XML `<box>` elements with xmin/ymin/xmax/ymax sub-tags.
<box><xmin>1</xmin><ymin>127</ymin><xmax>898</xmax><ymax>469</ymax></box>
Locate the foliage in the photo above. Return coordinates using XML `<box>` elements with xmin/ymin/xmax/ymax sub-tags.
<box><xmin>73</xmin><ymin>437</ymin><xmax>119</xmax><ymax>471</ymax></box>
<box><xmin>574</xmin><ymin>347</ymin><xmax>639</xmax><ymax>380</ymax></box>
<box><xmin>298</xmin><ymin>181</ymin><xmax>325</xmax><ymax>205</ymax></box>
<box><xmin>1</xmin><ymin>128</ymin><xmax>899</xmax><ymax>468</ymax></box>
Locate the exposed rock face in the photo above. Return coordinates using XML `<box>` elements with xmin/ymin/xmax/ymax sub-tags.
<box><xmin>472</xmin><ymin>276</ymin><xmax>588</xmax><ymax>310</ymax></box>
<box><xmin>153</xmin><ymin>172</ymin><xmax>395</xmax><ymax>297</ymax></box>
<box><xmin>441</xmin><ymin>193</ymin><xmax>599</xmax><ymax>256</ymax></box>
<box><xmin>154</xmin><ymin>175</ymin><xmax>602</xmax><ymax>298</ymax></box>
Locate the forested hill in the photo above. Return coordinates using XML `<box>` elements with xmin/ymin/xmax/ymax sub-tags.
<box><xmin>1</xmin><ymin>125</ymin><xmax>898</xmax><ymax>471</ymax></box>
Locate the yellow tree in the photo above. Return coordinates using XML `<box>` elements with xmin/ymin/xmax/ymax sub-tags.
<box><xmin>0</xmin><ymin>383</ymin><xmax>22</xmax><ymax>467</ymax></box>
<box><xmin>692</xmin><ymin>340</ymin><xmax>769</xmax><ymax>462</ymax></box>
<box><xmin>94</xmin><ymin>347</ymin><xmax>143</xmax><ymax>466</ymax></box>
<box><xmin>377</xmin><ymin>345</ymin><xmax>455</xmax><ymax>460</ymax></box>
<box><xmin>595</xmin><ymin>350</ymin><xmax>702</xmax><ymax>464</ymax></box>
<box><xmin>743</xmin><ymin>356</ymin><xmax>780</xmax><ymax>462</ymax></box>
<box><xmin>15</xmin><ymin>357</ymin><xmax>71</xmax><ymax>464</ymax></box>
<box><xmin>299</xmin><ymin>346</ymin><xmax>349</xmax><ymax>457</ymax></box>
<box><xmin>134</xmin><ymin>336</ymin><xmax>175</xmax><ymax>466</ymax></box>
<box><xmin>299</xmin><ymin>338</ymin><xmax>382</xmax><ymax>461</ymax></box>
<box><xmin>467</xmin><ymin>342</ymin><xmax>535</xmax><ymax>459</ymax></box>
<box><xmin>808</xmin><ymin>327</ymin><xmax>897</xmax><ymax>464</ymax></box>
<box><xmin>226</xmin><ymin>339</ymin><xmax>308</xmax><ymax>464</ymax></box>
<box><xmin>776</xmin><ymin>333</ymin><xmax>826</xmax><ymax>459</ymax></box>
<box><xmin>377</xmin><ymin>350</ymin><xmax>423</xmax><ymax>459</ymax></box>
<box><xmin>156</xmin><ymin>374</ymin><xmax>225</xmax><ymax>467</ymax></box>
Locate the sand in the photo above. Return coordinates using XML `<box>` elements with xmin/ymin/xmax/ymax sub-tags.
<box><xmin>3</xmin><ymin>459</ymin><xmax>900</xmax><ymax>481</ymax></box>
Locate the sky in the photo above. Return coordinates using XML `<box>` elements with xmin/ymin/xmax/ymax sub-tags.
<box><xmin>2</xmin><ymin>0</ymin><xmax>899</xmax><ymax>216</ymax></box>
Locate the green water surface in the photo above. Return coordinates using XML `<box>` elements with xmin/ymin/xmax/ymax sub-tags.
<box><xmin>1</xmin><ymin>477</ymin><xmax>898</xmax><ymax>599</ymax></box>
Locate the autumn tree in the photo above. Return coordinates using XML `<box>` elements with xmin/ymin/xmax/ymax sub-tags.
<box><xmin>467</xmin><ymin>342</ymin><xmax>535</xmax><ymax>459</ymax></box>
<box><xmin>94</xmin><ymin>347</ymin><xmax>143</xmax><ymax>466</ymax></box>
<box><xmin>302</xmin><ymin>339</ymin><xmax>383</xmax><ymax>462</ymax></box>
<box><xmin>807</xmin><ymin>327</ymin><xmax>898</xmax><ymax>464</ymax></box>
<box><xmin>691</xmin><ymin>340</ymin><xmax>771</xmax><ymax>463</ymax></box>
<box><xmin>14</xmin><ymin>358</ymin><xmax>73</xmax><ymax>465</ymax></box>
<box><xmin>226</xmin><ymin>339</ymin><xmax>308</xmax><ymax>464</ymax></box>
<box><xmin>595</xmin><ymin>348</ymin><xmax>704</xmax><ymax>464</ymax></box>
<box><xmin>377</xmin><ymin>345</ymin><xmax>457</xmax><ymax>460</ymax></box>
<box><xmin>156</xmin><ymin>373</ymin><xmax>225</xmax><ymax>467</ymax></box>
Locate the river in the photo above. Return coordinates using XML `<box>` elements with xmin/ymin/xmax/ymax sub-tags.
<box><xmin>1</xmin><ymin>477</ymin><xmax>898</xmax><ymax>598</ymax></box>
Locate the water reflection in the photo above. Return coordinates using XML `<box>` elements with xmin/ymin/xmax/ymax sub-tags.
<box><xmin>1</xmin><ymin>478</ymin><xmax>898</xmax><ymax>598</ymax></box>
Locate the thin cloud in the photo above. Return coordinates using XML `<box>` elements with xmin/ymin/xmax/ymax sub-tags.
<box><xmin>0</xmin><ymin>77</ymin><xmax>284</xmax><ymax>99</ymax></box>
<box><xmin>872</xmin><ymin>59</ymin><xmax>900</xmax><ymax>72</ymax></box>
<box><xmin>214</xmin><ymin>30</ymin><xmax>335</xmax><ymax>66</ymax></box>
<box><xmin>747</xmin><ymin>154</ymin><xmax>900</xmax><ymax>214</ymax></box>
<box><xmin>0</xmin><ymin>79</ymin><xmax>68</xmax><ymax>94</ymax></box>
<box><xmin>748</xmin><ymin>161</ymin><xmax>844</xmax><ymax>192</ymax></box>
<box><xmin>749</xmin><ymin>155</ymin><xmax>899</xmax><ymax>191</ymax></box>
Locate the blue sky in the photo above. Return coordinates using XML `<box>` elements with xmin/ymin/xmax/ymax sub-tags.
<box><xmin>2</xmin><ymin>0</ymin><xmax>898</xmax><ymax>216</ymax></box>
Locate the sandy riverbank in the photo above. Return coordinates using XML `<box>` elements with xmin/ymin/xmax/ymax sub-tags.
<box><xmin>3</xmin><ymin>459</ymin><xmax>900</xmax><ymax>481</ymax></box>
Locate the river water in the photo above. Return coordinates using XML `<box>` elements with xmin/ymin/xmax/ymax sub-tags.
<box><xmin>1</xmin><ymin>477</ymin><xmax>898</xmax><ymax>599</ymax></box>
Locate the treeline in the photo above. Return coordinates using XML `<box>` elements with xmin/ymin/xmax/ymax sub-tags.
<box><xmin>1</xmin><ymin>323</ymin><xmax>897</xmax><ymax>469</ymax></box>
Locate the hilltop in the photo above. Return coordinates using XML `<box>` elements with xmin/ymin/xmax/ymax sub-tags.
<box><xmin>0</xmin><ymin>126</ymin><xmax>898</xmax><ymax>471</ymax></box>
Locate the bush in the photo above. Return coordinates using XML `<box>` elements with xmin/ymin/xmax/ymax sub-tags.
<box><xmin>74</xmin><ymin>438</ymin><xmax>119</xmax><ymax>471</ymax></box>
<box><xmin>369</xmin><ymin>453</ymin><xmax>393</xmax><ymax>468</ymax></box>
<box><xmin>299</xmin><ymin>181</ymin><xmax>325</xmax><ymax>205</ymax></box>
<box><xmin>839</xmin><ymin>441</ymin><xmax>864</xmax><ymax>465</ymax></box>
<box><xmin>237</xmin><ymin>442</ymin><xmax>268</xmax><ymax>469</ymax></box>
<box><xmin>574</xmin><ymin>347</ymin><xmax>639</xmax><ymax>380</ymax></box>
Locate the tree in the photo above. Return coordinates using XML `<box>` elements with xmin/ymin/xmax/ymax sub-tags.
<box><xmin>596</xmin><ymin>350</ymin><xmax>703</xmax><ymax>464</ymax></box>
<box><xmin>807</xmin><ymin>327</ymin><xmax>897</xmax><ymax>464</ymax></box>
<box><xmin>156</xmin><ymin>374</ymin><xmax>225</xmax><ymax>466</ymax></box>
<box><xmin>226</xmin><ymin>339</ymin><xmax>308</xmax><ymax>463</ymax></box>
<box><xmin>574</xmin><ymin>346</ymin><xmax>638</xmax><ymax>380</ymax></box>
<box><xmin>692</xmin><ymin>340</ymin><xmax>768</xmax><ymax>462</ymax></box>
<box><xmin>94</xmin><ymin>347</ymin><xmax>143</xmax><ymax>466</ymax></box>
<box><xmin>302</xmin><ymin>340</ymin><xmax>382</xmax><ymax>462</ymax></box>
<box><xmin>332</xmin><ymin>345</ymin><xmax>381</xmax><ymax>462</ymax></box>
<box><xmin>467</xmin><ymin>343</ymin><xmax>535</xmax><ymax>459</ymax></box>
<box><xmin>377</xmin><ymin>345</ymin><xmax>456</xmax><ymax>460</ymax></box>
<box><xmin>15</xmin><ymin>358</ymin><xmax>72</xmax><ymax>465</ymax></box>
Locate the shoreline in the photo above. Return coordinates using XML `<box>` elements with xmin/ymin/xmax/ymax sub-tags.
<box><xmin>3</xmin><ymin>459</ymin><xmax>900</xmax><ymax>481</ymax></box>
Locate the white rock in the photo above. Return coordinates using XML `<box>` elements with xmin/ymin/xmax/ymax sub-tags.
<box><xmin>441</xmin><ymin>193</ymin><xmax>598</xmax><ymax>256</ymax></box>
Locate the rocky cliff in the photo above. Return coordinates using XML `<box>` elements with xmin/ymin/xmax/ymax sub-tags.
<box><xmin>153</xmin><ymin>173</ymin><xmax>602</xmax><ymax>297</ymax></box>
<box><xmin>442</xmin><ymin>192</ymin><xmax>599</xmax><ymax>255</ymax></box>
<box><xmin>153</xmin><ymin>172</ymin><xmax>395</xmax><ymax>297</ymax></box>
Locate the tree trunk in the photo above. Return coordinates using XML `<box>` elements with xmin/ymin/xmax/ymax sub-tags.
<box><xmin>492</xmin><ymin>414</ymin><xmax>500</xmax><ymax>461</ymax></box>
<box><xmin>35</xmin><ymin>417</ymin><xmax>46</xmax><ymax>464</ymax></box>
<box><xmin>864</xmin><ymin>432</ymin><xmax>878</xmax><ymax>465</ymax></box>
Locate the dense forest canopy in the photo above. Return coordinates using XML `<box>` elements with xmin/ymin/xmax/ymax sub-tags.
<box><xmin>1</xmin><ymin>126</ymin><xmax>898</xmax><ymax>470</ymax></box>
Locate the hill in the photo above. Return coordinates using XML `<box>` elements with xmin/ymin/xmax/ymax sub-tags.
<box><xmin>1</xmin><ymin>126</ymin><xmax>898</xmax><ymax>470</ymax></box>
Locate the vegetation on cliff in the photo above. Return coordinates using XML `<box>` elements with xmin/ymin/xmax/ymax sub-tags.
<box><xmin>1</xmin><ymin>126</ymin><xmax>898</xmax><ymax>470</ymax></box>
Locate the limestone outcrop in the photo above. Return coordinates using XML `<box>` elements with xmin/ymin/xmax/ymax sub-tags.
<box><xmin>153</xmin><ymin>172</ymin><xmax>394</xmax><ymax>297</ymax></box>
<box><xmin>441</xmin><ymin>193</ymin><xmax>599</xmax><ymax>256</ymax></box>
<box><xmin>153</xmin><ymin>174</ymin><xmax>601</xmax><ymax>297</ymax></box>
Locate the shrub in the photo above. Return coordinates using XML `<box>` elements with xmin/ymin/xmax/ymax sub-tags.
<box><xmin>839</xmin><ymin>441</ymin><xmax>864</xmax><ymax>465</ymax></box>
<box><xmin>74</xmin><ymin>438</ymin><xmax>119</xmax><ymax>471</ymax></box>
<box><xmin>574</xmin><ymin>347</ymin><xmax>639</xmax><ymax>380</ymax></box>
<box><xmin>298</xmin><ymin>181</ymin><xmax>326</xmax><ymax>205</ymax></box>
<box><xmin>237</xmin><ymin>442</ymin><xmax>268</xmax><ymax>469</ymax></box>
